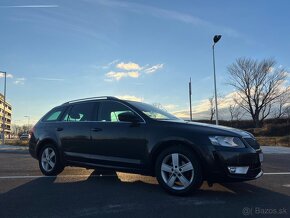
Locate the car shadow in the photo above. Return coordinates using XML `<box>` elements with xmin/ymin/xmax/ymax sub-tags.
<box><xmin>0</xmin><ymin>170</ymin><xmax>289</xmax><ymax>218</ymax></box>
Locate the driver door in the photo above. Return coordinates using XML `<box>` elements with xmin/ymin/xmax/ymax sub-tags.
<box><xmin>90</xmin><ymin>100</ymin><xmax>148</xmax><ymax>168</ymax></box>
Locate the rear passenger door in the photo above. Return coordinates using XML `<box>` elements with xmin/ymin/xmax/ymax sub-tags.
<box><xmin>59</xmin><ymin>102</ymin><xmax>97</xmax><ymax>159</ymax></box>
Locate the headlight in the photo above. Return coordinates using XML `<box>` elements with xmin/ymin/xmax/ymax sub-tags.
<box><xmin>209</xmin><ymin>136</ymin><xmax>245</xmax><ymax>148</ymax></box>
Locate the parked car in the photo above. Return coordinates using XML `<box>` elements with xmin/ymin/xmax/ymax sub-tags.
<box><xmin>20</xmin><ymin>133</ymin><xmax>30</xmax><ymax>140</ymax></box>
<box><xmin>29</xmin><ymin>96</ymin><xmax>263</xmax><ymax>195</ymax></box>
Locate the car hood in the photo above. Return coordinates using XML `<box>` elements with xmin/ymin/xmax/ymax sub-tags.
<box><xmin>161</xmin><ymin>119</ymin><xmax>252</xmax><ymax>138</ymax></box>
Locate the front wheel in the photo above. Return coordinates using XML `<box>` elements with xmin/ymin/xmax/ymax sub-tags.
<box><xmin>155</xmin><ymin>146</ymin><xmax>203</xmax><ymax>195</ymax></box>
<box><xmin>39</xmin><ymin>144</ymin><xmax>64</xmax><ymax>176</ymax></box>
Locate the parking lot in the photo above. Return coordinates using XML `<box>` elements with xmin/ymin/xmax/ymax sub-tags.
<box><xmin>0</xmin><ymin>146</ymin><xmax>289</xmax><ymax>218</ymax></box>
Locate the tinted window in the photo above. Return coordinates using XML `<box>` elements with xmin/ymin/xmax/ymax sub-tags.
<box><xmin>98</xmin><ymin>101</ymin><xmax>139</xmax><ymax>122</ymax></box>
<box><xmin>43</xmin><ymin>107</ymin><xmax>65</xmax><ymax>122</ymax></box>
<box><xmin>129</xmin><ymin>101</ymin><xmax>180</xmax><ymax>120</ymax></box>
<box><xmin>63</xmin><ymin>103</ymin><xmax>95</xmax><ymax>122</ymax></box>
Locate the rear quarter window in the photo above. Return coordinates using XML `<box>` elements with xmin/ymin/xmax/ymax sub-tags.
<box><xmin>42</xmin><ymin>107</ymin><xmax>66</xmax><ymax>122</ymax></box>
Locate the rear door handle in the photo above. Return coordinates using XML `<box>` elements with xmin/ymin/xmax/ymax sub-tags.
<box><xmin>91</xmin><ymin>127</ymin><xmax>102</xmax><ymax>132</ymax></box>
<box><xmin>56</xmin><ymin>127</ymin><xmax>63</xmax><ymax>131</ymax></box>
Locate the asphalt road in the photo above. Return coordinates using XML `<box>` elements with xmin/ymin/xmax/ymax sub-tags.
<box><xmin>0</xmin><ymin>147</ymin><xmax>289</xmax><ymax>218</ymax></box>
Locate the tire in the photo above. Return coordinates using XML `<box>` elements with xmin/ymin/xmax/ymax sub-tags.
<box><xmin>38</xmin><ymin>144</ymin><xmax>64</xmax><ymax>176</ymax></box>
<box><xmin>155</xmin><ymin>146</ymin><xmax>203</xmax><ymax>195</ymax></box>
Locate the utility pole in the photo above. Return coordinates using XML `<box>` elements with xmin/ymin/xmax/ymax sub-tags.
<box><xmin>189</xmin><ymin>77</ymin><xmax>192</xmax><ymax>121</ymax></box>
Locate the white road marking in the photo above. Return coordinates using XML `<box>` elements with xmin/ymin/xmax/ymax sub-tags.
<box><xmin>283</xmin><ymin>184</ymin><xmax>290</xmax><ymax>187</ymax></box>
<box><xmin>0</xmin><ymin>174</ymin><xmax>117</xmax><ymax>179</ymax></box>
<box><xmin>263</xmin><ymin>172</ymin><xmax>290</xmax><ymax>175</ymax></box>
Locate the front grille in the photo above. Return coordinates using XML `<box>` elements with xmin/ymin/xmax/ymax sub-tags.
<box><xmin>244</xmin><ymin>137</ymin><xmax>260</xmax><ymax>150</ymax></box>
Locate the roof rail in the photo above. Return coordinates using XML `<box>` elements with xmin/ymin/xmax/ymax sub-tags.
<box><xmin>62</xmin><ymin>96</ymin><xmax>118</xmax><ymax>105</ymax></box>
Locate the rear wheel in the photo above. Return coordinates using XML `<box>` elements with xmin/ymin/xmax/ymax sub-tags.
<box><xmin>155</xmin><ymin>146</ymin><xmax>203</xmax><ymax>195</ymax></box>
<box><xmin>39</xmin><ymin>144</ymin><xmax>64</xmax><ymax>176</ymax></box>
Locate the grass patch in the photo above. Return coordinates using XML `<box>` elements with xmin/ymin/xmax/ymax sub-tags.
<box><xmin>256</xmin><ymin>136</ymin><xmax>290</xmax><ymax>147</ymax></box>
<box><xmin>4</xmin><ymin>139</ymin><xmax>29</xmax><ymax>146</ymax></box>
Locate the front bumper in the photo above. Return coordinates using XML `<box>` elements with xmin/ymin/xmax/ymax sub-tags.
<box><xmin>207</xmin><ymin>147</ymin><xmax>263</xmax><ymax>183</ymax></box>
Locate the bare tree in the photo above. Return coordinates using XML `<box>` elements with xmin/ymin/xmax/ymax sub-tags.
<box><xmin>152</xmin><ymin>103</ymin><xmax>167</xmax><ymax>112</ymax></box>
<box><xmin>228</xmin><ymin>102</ymin><xmax>244</xmax><ymax>122</ymax></box>
<box><xmin>285</xmin><ymin>106</ymin><xmax>290</xmax><ymax>125</ymax></box>
<box><xmin>11</xmin><ymin>124</ymin><xmax>21</xmax><ymax>137</ymax></box>
<box><xmin>11</xmin><ymin>124</ymin><xmax>33</xmax><ymax>138</ymax></box>
<box><xmin>208</xmin><ymin>94</ymin><xmax>224</xmax><ymax>121</ymax></box>
<box><xmin>208</xmin><ymin>96</ymin><xmax>215</xmax><ymax>121</ymax></box>
<box><xmin>272</xmin><ymin>88</ymin><xmax>290</xmax><ymax>119</ymax></box>
<box><xmin>227</xmin><ymin>58</ymin><xmax>288</xmax><ymax>127</ymax></box>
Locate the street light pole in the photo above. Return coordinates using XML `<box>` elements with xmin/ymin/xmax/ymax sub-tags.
<box><xmin>24</xmin><ymin>116</ymin><xmax>30</xmax><ymax>132</ymax></box>
<box><xmin>189</xmin><ymin>77</ymin><xmax>192</xmax><ymax>121</ymax></box>
<box><xmin>0</xmin><ymin>71</ymin><xmax>7</xmax><ymax>144</ymax></box>
<box><xmin>212</xmin><ymin>35</ymin><xmax>222</xmax><ymax>125</ymax></box>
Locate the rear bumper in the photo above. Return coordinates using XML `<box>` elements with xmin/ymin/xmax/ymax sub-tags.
<box><xmin>29</xmin><ymin>140</ymin><xmax>37</xmax><ymax>159</ymax></box>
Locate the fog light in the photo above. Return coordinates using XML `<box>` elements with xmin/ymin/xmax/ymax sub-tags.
<box><xmin>227</xmin><ymin>166</ymin><xmax>249</xmax><ymax>174</ymax></box>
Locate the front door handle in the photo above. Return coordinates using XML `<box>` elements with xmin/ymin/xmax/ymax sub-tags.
<box><xmin>91</xmin><ymin>127</ymin><xmax>102</xmax><ymax>132</ymax></box>
<box><xmin>56</xmin><ymin>127</ymin><xmax>63</xmax><ymax>131</ymax></box>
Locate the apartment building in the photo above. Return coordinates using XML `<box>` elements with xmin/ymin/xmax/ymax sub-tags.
<box><xmin>0</xmin><ymin>93</ymin><xmax>12</xmax><ymax>138</ymax></box>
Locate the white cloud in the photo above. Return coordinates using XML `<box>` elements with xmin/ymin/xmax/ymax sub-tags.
<box><xmin>0</xmin><ymin>5</ymin><xmax>59</xmax><ymax>8</ymax></box>
<box><xmin>127</xmin><ymin>71</ymin><xmax>139</xmax><ymax>78</ymax></box>
<box><xmin>91</xmin><ymin>59</ymin><xmax>120</xmax><ymax>70</ymax></box>
<box><xmin>144</xmin><ymin>64</ymin><xmax>163</xmax><ymax>74</ymax></box>
<box><xmin>34</xmin><ymin>77</ymin><xmax>64</xmax><ymax>81</ymax></box>
<box><xmin>103</xmin><ymin>60</ymin><xmax>164</xmax><ymax>81</ymax></box>
<box><xmin>106</xmin><ymin>72</ymin><xmax>127</xmax><ymax>81</ymax></box>
<box><xmin>103</xmin><ymin>59</ymin><xmax>119</xmax><ymax>69</ymax></box>
<box><xmin>116</xmin><ymin>62</ymin><xmax>142</xmax><ymax>71</ymax></box>
<box><xmin>117</xmin><ymin>95</ymin><xmax>143</xmax><ymax>102</ymax></box>
<box><xmin>172</xmin><ymin>110</ymin><xmax>190</xmax><ymax>119</ymax></box>
<box><xmin>106</xmin><ymin>71</ymin><xmax>140</xmax><ymax>81</ymax></box>
<box><xmin>107</xmin><ymin>59</ymin><xmax>119</xmax><ymax>66</ymax></box>
<box><xmin>170</xmin><ymin>93</ymin><xmax>236</xmax><ymax>120</ymax></box>
<box><xmin>163</xmin><ymin>104</ymin><xmax>177</xmax><ymax>110</ymax></box>
<box><xmin>0</xmin><ymin>73</ymin><xmax>13</xmax><ymax>78</ymax></box>
<box><xmin>14</xmin><ymin>78</ymin><xmax>26</xmax><ymax>85</ymax></box>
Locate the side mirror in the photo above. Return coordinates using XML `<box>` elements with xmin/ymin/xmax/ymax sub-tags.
<box><xmin>118</xmin><ymin>112</ymin><xmax>141</xmax><ymax>123</ymax></box>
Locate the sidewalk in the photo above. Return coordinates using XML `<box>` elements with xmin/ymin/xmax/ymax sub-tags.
<box><xmin>0</xmin><ymin>144</ymin><xmax>28</xmax><ymax>151</ymax></box>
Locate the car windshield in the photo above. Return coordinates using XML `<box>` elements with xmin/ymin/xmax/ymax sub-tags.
<box><xmin>129</xmin><ymin>101</ymin><xmax>180</xmax><ymax>121</ymax></box>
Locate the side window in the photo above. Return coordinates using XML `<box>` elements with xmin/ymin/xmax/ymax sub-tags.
<box><xmin>43</xmin><ymin>107</ymin><xmax>65</xmax><ymax>122</ymax></box>
<box><xmin>98</xmin><ymin>101</ymin><xmax>137</xmax><ymax>122</ymax></box>
<box><xmin>63</xmin><ymin>103</ymin><xmax>95</xmax><ymax>122</ymax></box>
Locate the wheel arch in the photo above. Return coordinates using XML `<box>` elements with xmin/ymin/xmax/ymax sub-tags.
<box><xmin>36</xmin><ymin>138</ymin><xmax>61</xmax><ymax>159</ymax></box>
<box><xmin>150</xmin><ymin>139</ymin><xmax>208</xmax><ymax>177</ymax></box>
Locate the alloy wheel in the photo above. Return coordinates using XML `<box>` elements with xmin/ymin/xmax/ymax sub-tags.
<box><xmin>41</xmin><ymin>147</ymin><xmax>56</xmax><ymax>172</ymax></box>
<box><xmin>161</xmin><ymin>153</ymin><xmax>194</xmax><ymax>190</ymax></box>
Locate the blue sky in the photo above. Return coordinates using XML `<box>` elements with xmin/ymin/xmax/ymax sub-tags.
<box><xmin>0</xmin><ymin>0</ymin><xmax>289</xmax><ymax>124</ymax></box>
